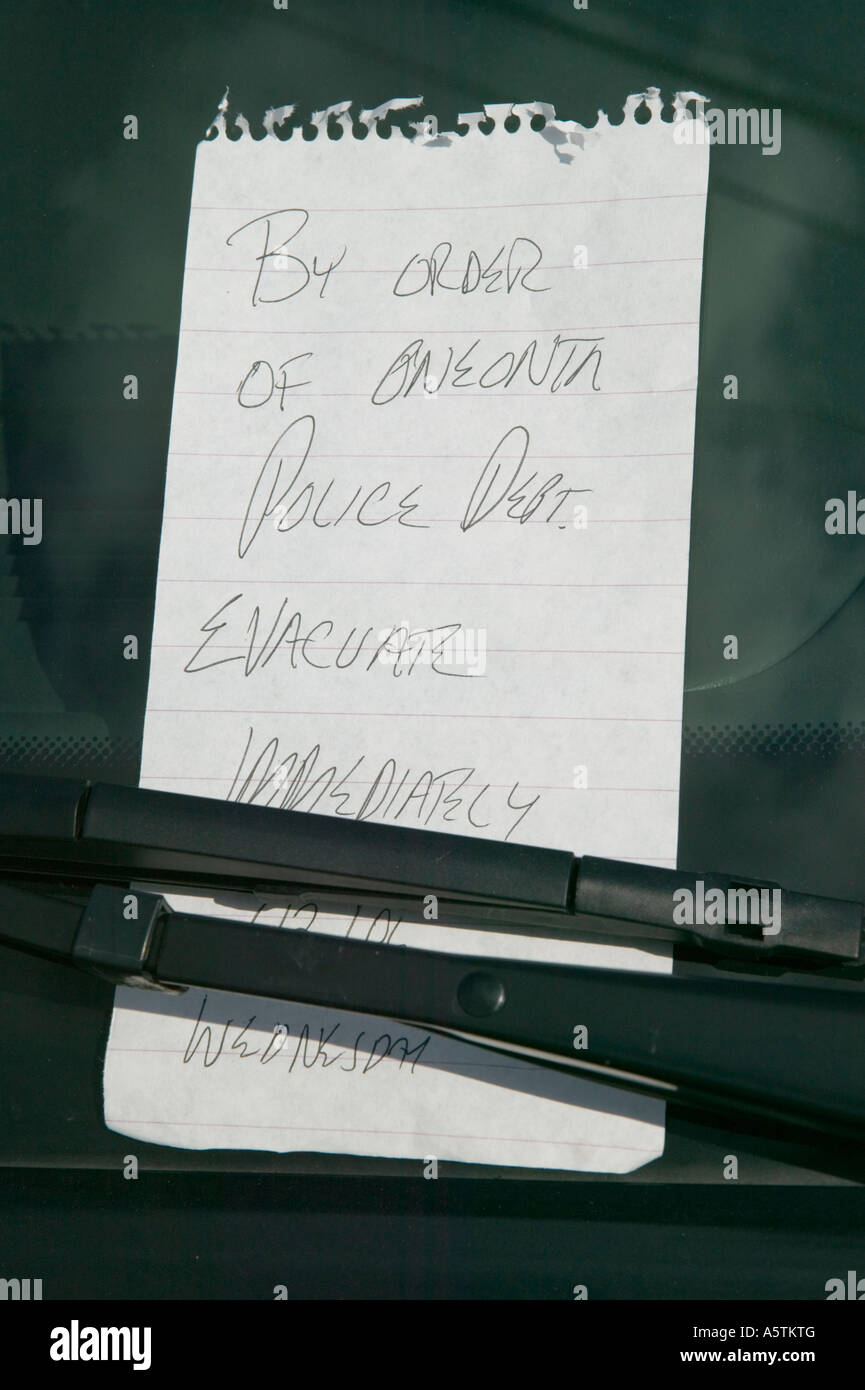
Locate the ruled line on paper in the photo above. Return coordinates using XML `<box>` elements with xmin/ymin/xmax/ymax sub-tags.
<box><xmin>160</xmin><ymin>516</ymin><xmax>691</xmax><ymax>524</ymax></box>
<box><xmin>146</xmin><ymin>709</ymin><xmax>684</xmax><ymax>720</ymax></box>
<box><xmin>139</xmin><ymin>775</ymin><xmax>679</xmax><ymax>790</ymax></box>
<box><xmin>157</xmin><ymin>578</ymin><xmax>688</xmax><ymax>586</ymax></box>
<box><xmin>173</xmin><ymin>388</ymin><xmax>697</xmax><ymax>399</ymax></box>
<box><xmin>151</xmin><ymin>644</ymin><xmax>686</xmax><ymax>653</ymax></box>
<box><xmin>181</xmin><ymin>321</ymin><xmax>699</xmax><ymax>335</ymax></box>
<box><xmin>103</xmin><ymin>1114</ymin><xmax>661</xmax><ymax>1154</ymax></box>
<box><xmin>166</xmin><ymin>450</ymin><xmax>694</xmax><ymax>458</ymax></box>
<box><xmin>176</xmin><ymin>323</ymin><xmax>694</xmax><ymax>347</ymax></box>
<box><xmin>183</xmin><ymin>257</ymin><xmax>703</xmax><ymax>273</ymax></box>
<box><xmin>190</xmin><ymin>190</ymin><xmax>707</xmax><ymax>213</ymax></box>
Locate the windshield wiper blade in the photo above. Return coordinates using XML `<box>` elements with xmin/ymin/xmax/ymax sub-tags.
<box><xmin>1</xmin><ymin>877</ymin><xmax>864</xmax><ymax>1143</ymax></box>
<box><xmin>2</xmin><ymin>774</ymin><xmax>865</xmax><ymax>1142</ymax></box>
<box><xmin>0</xmin><ymin>773</ymin><xmax>862</xmax><ymax>969</ymax></box>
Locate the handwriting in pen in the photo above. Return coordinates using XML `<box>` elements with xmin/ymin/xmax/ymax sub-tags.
<box><xmin>371</xmin><ymin>333</ymin><xmax>603</xmax><ymax>403</ymax></box>
<box><xmin>183</xmin><ymin>994</ymin><xmax>431</xmax><ymax>1076</ymax></box>
<box><xmin>226</xmin><ymin>726</ymin><xmax>540</xmax><ymax>841</ymax></box>
<box><xmin>184</xmin><ymin>593</ymin><xmax>479</xmax><ymax>680</ymax></box>
<box><xmin>226</xmin><ymin>208</ymin><xmax>346</xmax><ymax>308</ymax></box>
<box><xmin>237</xmin><ymin>416</ymin><xmax>590</xmax><ymax>557</ymax></box>
<box><xmin>392</xmin><ymin>236</ymin><xmax>549</xmax><ymax>297</ymax></box>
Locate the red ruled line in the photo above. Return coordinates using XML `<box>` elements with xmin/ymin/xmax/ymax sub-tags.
<box><xmin>152</xmin><ymin>643</ymin><xmax>685</xmax><ymax>654</ymax></box>
<box><xmin>180</xmin><ymin>320</ymin><xmax>698</xmax><ymax>335</ymax></box>
<box><xmin>147</xmin><ymin>709</ymin><xmax>682</xmax><ymax>722</ymax></box>
<box><xmin>157</xmin><ymin>578</ymin><xmax>687</xmax><ymax>587</ymax></box>
<box><xmin>166</xmin><ymin>450</ymin><xmax>693</xmax><ymax>459</ymax></box>
<box><xmin>139</xmin><ymin>774</ymin><xmax>678</xmax><ymax>791</ymax></box>
<box><xmin>184</xmin><ymin>257</ymin><xmax>701</xmax><ymax>274</ymax></box>
<box><xmin>190</xmin><ymin>192</ymin><xmax>705</xmax><ymax>213</ymax></box>
<box><xmin>102</xmin><ymin>1111</ymin><xmax>662</xmax><ymax>1152</ymax></box>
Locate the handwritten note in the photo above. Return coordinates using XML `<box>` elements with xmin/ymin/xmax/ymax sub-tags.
<box><xmin>104</xmin><ymin>91</ymin><xmax>709</xmax><ymax>1171</ymax></box>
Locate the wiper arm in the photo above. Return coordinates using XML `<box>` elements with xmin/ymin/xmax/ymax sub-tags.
<box><xmin>1</xmin><ymin>773</ymin><xmax>864</xmax><ymax>1145</ymax></box>
<box><xmin>0</xmin><ymin>774</ymin><xmax>862</xmax><ymax>968</ymax></box>
<box><xmin>1</xmin><ymin>876</ymin><xmax>864</xmax><ymax>1142</ymax></box>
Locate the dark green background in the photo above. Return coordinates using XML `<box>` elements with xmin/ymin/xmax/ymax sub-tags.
<box><xmin>2</xmin><ymin>0</ymin><xmax>864</xmax><ymax>1298</ymax></box>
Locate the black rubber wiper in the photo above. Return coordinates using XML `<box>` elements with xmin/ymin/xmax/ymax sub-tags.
<box><xmin>0</xmin><ymin>773</ymin><xmax>861</xmax><ymax>968</ymax></box>
<box><xmin>1</xmin><ymin>773</ymin><xmax>864</xmax><ymax>1143</ymax></box>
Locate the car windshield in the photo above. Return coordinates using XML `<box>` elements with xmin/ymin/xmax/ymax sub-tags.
<box><xmin>3</xmin><ymin>0</ymin><xmax>864</xmax><ymax>1199</ymax></box>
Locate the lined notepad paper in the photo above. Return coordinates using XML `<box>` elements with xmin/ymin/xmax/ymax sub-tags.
<box><xmin>104</xmin><ymin>91</ymin><xmax>710</xmax><ymax>1171</ymax></box>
